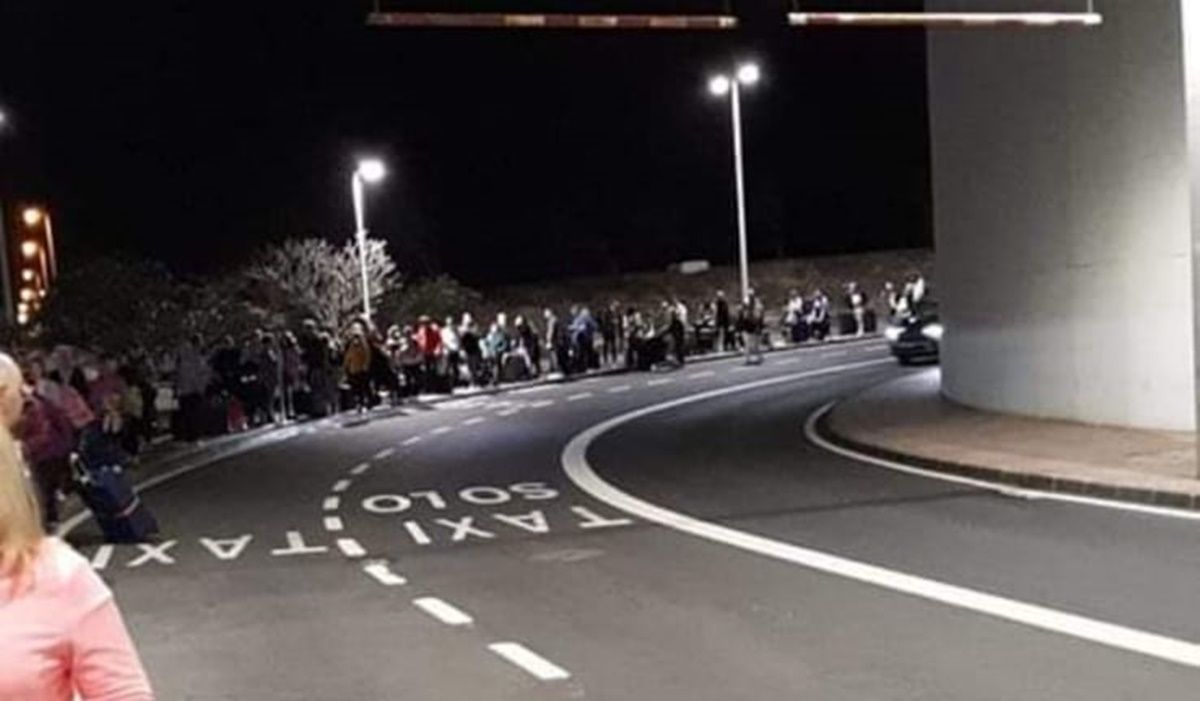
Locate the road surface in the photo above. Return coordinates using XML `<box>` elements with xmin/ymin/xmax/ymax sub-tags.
<box><xmin>69</xmin><ymin>340</ymin><xmax>1200</xmax><ymax>699</ymax></box>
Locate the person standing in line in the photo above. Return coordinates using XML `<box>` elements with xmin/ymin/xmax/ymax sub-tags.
<box><xmin>845</xmin><ymin>282</ymin><xmax>867</xmax><ymax>337</ymax></box>
<box><xmin>279</xmin><ymin>332</ymin><xmax>302</xmax><ymax>420</ymax></box>
<box><xmin>0</xmin><ymin>350</ymin><xmax>154</xmax><ymax>701</ymax></box>
<box><xmin>714</xmin><ymin>290</ymin><xmax>732</xmax><ymax>352</ymax></box>
<box><xmin>459</xmin><ymin>313</ymin><xmax>484</xmax><ymax>387</ymax></box>
<box><xmin>174</xmin><ymin>335</ymin><xmax>209</xmax><ymax>441</ymax></box>
<box><xmin>598</xmin><ymin>304</ymin><xmax>617</xmax><ymax>367</ymax></box>
<box><xmin>441</xmin><ymin>317</ymin><xmax>463</xmax><ymax>388</ymax></box>
<box><xmin>667</xmin><ymin>302</ymin><xmax>687</xmax><ymax>366</ymax></box>
<box><xmin>255</xmin><ymin>332</ymin><xmax>284</xmax><ymax>424</ymax></box>
<box><xmin>740</xmin><ymin>289</ymin><xmax>766</xmax><ymax>365</ymax></box>
<box><xmin>571</xmin><ymin>306</ymin><xmax>599</xmax><ymax>372</ymax></box>
<box><xmin>342</xmin><ymin>330</ymin><xmax>372</xmax><ymax>413</ymax></box>
<box><xmin>415</xmin><ymin>316</ymin><xmax>443</xmax><ymax>393</ymax></box>
<box><xmin>515</xmin><ymin>315</ymin><xmax>540</xmax><ymax>377</ymax></box>
<box><xmin>542</xmin><ymin>308</ymin><xmax>560</xmax><ymax>375</ymax></box>
<box><xmin>19</xmin><ymin>373</ymin><xmax>76</xmax><ymax>532</ymax></box>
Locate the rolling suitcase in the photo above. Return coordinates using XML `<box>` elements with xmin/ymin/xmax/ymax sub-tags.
<box><xmin>72</xmin><ymin>454</ymin><xmax>160</xmax><ymax>544</ymax></box>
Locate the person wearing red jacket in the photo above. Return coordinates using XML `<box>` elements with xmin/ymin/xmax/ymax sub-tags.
<box><xmin>19</xmin><ymin>380</ymin><xmax>77</xmax><ymax>531</ymax></box>
<box><xmin>414</xmin><ymin>316</ymin><xmax>443</xmax><ymax>393</ymax></box>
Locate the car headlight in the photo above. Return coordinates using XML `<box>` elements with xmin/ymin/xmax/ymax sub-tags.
<box><xmin>921</xmin><ymin>323</ymin><xmax>944</xmax><ymax>341</ymax></box>
<box><xmin>884</xmin><ymin>326</ymin><xmax>903</xmax><ymax>342</ymax></box>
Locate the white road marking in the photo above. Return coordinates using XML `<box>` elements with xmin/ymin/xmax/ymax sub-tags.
<box><xmin>488</xmin><ymin>642</ymin><xmax>571</xmax><ymax>681</ymax></box>
<box><xmin>324</xmin><ymin>516</ymin><xmax>345</xmax><ymax>532</ymax></box>
<box><xmin>561</xmin><ymin>360</ymin><xmax>1200</xmax><ymax>669</ymax></box>
<box><xmin>337</xmin><ymin>538</ymin><xmax>367</xmax><ymax>558</ymax></box>
<box><xmin>607</xmin><ymin>385</ymin><xmax>632</xmax><ymax>394</ymax></box>
<box><xmin>332</xmin><ymin>479</ymin><xmax>352</xmax><ymax>493</ymax></box>
<box><xmin>403</xmin><ymin>520</ymin><xmax>434</xmax><ymax>545</ymax></box>
<box><xmin>350</xmin><ymin>462</ymin><xmax>372</xmax><ymax>476</ymax></box>
<box><xmin>646</xmin><ymin>378</ymin><xmax>674</xmax><ymax>387</ymax></box>
<box><xmin>126</xmin><ymin>541</ymin><xmax>177</xmax><ymax>568</ymax></box>
<box><xmin>90</xmin><ymin>544</ymin><xmax>115</xmax><ymax>571</ymax></box>
<box><xmin>567</xmin><ymin>392</ymin><xmax>593</xmax><ymax>402</ymax></box>
<box><xmin>804</xmin><ymin>404</ymin><xmax>1200</xmax><ymax>522</ymax></box>
<box><xmin>402</xmin><ymin>436</ymin><xmax>422</xmax><ymax>447</ymax></box>
<box><xmin>687</xmin><ymin>370</ymin><xmax>716</xmax><ymax>380</ymax></box>
<box><xmin>323</xmin><ymin>496</ymin><xmax>341</xmax><ymax>511</ymax></box>
<box><xmin>199</xmin><ymin>535</ymin><xmax>253</xmax><ymax>561</ymax></box>
<box><xmin>271</xmin><ymin>531</ymin><xmax>328</xmax><ymax>557</ymax></box>
<box><xmin>530</xmin><ymin>399</ymin><xmax>556</xmax><ymax>408</ymax></box>
<box><xmin>431</xmin><ymin>425</ymin><xmax>454</xmax><ymax>435</ymax></box>
<box><xmin>363</xmin><ymin>560</ymin><xmax>407</xmax><ymax>586</ymax></box>
<box><xmin>777</xmin><ymin>356</ymin><xmax>801</xmax><ymax>365</ymax></box>
<box><xmin>463</xmin><ymin>416</ymin><xmax>487</xmax><ymax>426</ymax></box>
<box><xmin>731</xmin><ymin>365</ymin><xmax>755</xmax><ymax>372</ymax></box>
<box><xmin>413</xmin><ymin>597</ymin><xmax>474</xmax><ymax>626</ymax></box>
<box><xmin>824</xmin><ymin>349</ymin><xmax>849</xmax><ymax>358</ymax></box>
<box><xmin>374</xmin><ymin>447</ymin><xmax>396</xmax><ymax>461</ymax></box>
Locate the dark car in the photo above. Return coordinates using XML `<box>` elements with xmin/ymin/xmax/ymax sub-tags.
<box><xmin>884</xmin><ymin>303</ymin><xmax>942</xmax><ymax>365</ymax></box>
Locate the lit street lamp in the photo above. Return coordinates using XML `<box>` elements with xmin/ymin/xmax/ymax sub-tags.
<box><xmin>708</xmin><ymin>61</ymin><xmax>760</xmax><ymax>308</ymax></box>
<box><xmin>22</xmin><ymin>207</ymin><xmax>57</xmax><ymax>279</ymax></box>
<box><xmin>351</xmin><ymin>159</ymin><xmax>387</xmax><ymax>320</ymax></box>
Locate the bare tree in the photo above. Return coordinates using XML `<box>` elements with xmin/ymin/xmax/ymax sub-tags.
<box><xmin>246</xmin><ymin>237</ymin><xmax>399</xmax><ymax>330</ymax></box>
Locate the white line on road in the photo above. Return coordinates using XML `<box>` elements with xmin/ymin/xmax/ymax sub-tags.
<box><xmin>402</xmin><ymin>436</ymin><xmax>422</xmax><ymax>447</ymax></box>
<box><xmin>607</xmin><ymin>385</ymin><xmax>631</xmax><ymax>394</ymax></box>
<box><xmin>350</xmin><ymin>462</ymin><xmax>372</xmax><ymax>476</ymax></box>
<box><xmin>646</xmin><ymin>378</ymin><xmax>674</xmax><ymax>387</ymax></box>
<box><xmin>332</xmin><ymin>479</ymin><xmax>352</xmax><ymax>493</ymax></box>
<box><xmin>488</xmin><ymin>642</ymin><xmax>571</xmax><ymax>681</ymax></box>
<box><xmin>687</xmin><ymin>370</ymin><xmax>716</xmax><ymax>380</ymax></box>
<box><xmin>561</xmin><ymin>359</ymin><xmax>1200</xmax><ymax>670</ymax></box>
<box><xmin>530</xmin><ymin>399</ymin><xmax>556</xmax><ymax>408</ymax></box>
<box><xmin>824</xmin><ymin>349</ymin><xmax>849</xmax><ymax>358</ymax></box>
<box><xmin>363</xmin><ymin>561</ymin><xmax>407</xmax><ymax>586</ymax></box>
<box><xmin>777</xmin><ymin>356</ymin><xmax>801</xmax><ymax>365</ymax></box>
<box><xmin>496</xmin><ymin>408</ymin><xmax>522</xmax><ymax>417</ymax></box>
<box><xmin>322</xmin><ymin>496</ymin><xmax>341</xmax><ymax>511</ymax></box>
<box><xmin>337</xmin><ymin>538</ymin><xmax>367</xmax><ymax>558</ymax></box>
<box><xmin>431</xmin><ymin>425</ymin><xmax>454</xmax><ymax>435</ymax></box>
<box><xmin>324</xmin><ymin>516</ymin><xmax>345</xmax><ymax>532</ymax></box>
<box><xmin>413</xmin><ymin>597</ymin><xmax>474</xmax><ymax>626</ymax></box>
<box><xmin>804</xmin><ymin>404</ymin><xmax>1200</xmax><ymax>522</ymax></box>
<box><xmin>463</xmin><ymin>416</ymin><xmax>486</xmax><ymax>426</ymax></box>
<box><xmin>567</xmin><ymin>393</ymin><xmax>593</xmax><ymax>402</ymax></box>
<box><xmin>90</xmin><ymin>544</ymin><xmax>115</xmax><ymax>571</ymax></box>
<box><xmin>374</xmin><ymin>447</ymin><xmax>396</xmax><ymax>461</ymax></box>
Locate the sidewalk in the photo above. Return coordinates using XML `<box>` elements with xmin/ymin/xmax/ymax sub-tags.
<box><xmin>822</xmin><ymin>368</ymin><xmax>1200</xmax><ymax>511</ymax></box>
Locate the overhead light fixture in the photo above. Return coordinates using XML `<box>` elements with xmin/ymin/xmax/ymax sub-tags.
<box><xmin>788</xmin><ymin>12</ymin><xmax>1103</xmax><ymax>29</ymax></box>
<box><xmin>367</xmin><ymin>12</ymin><xmax>737</xmax><ymax>30</ymax></box>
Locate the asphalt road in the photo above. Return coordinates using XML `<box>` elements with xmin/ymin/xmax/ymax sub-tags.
<box><xmin>68</xmin><ymin>340</ymin><xmax>1200</xmax><ymax>699</ymax></box>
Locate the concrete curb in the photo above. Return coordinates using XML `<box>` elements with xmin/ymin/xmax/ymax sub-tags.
<box><xmin>813</xmin><ymin>404</ymin><xmax>1200</xmax><ymax>513</ymax></box>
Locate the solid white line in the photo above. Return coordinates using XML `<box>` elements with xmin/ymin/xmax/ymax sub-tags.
<box><xmin>607</xmin><ymin>385</ymin><xmax>631</xmax><ymax>394</ymax></box>
<box><xmin>647</xmin><ymin>378</ymin><xmax>674</xmax><ymax>387</ymax></box>
<box><xmin>402</xmin><ymin>436</ymin><xmax>422</xmax><ymax>446</ymax></box>
<box><xmin>567</xmin><ymin>392</ymin><xmax>593</xmax><ymax>402</ymax></box>
<box><xmin>687</xmin><ymin>370</ymin><xmax>716</xmax><ymax>379</ymax></box>
<box><xmin>561</xmin><ymin>360</ymin><xmax>1200</xmax><ymax>669</ymax></box>
<box><xmin>324</xmin><ymin>516</ymin><xmax>345</xmax><ymax>532</ymax></box>
<box><xmin>431</xmin><ymin>425</ymin><xmax>454</xmax><ymax>435</ymax></box>
<box><xmin>323</xmin><ymin>496</ymin><xmax>341</xmax><ymax>511</ymax></box>
<box><xmin>488</xmin><ymin>642</ymin><xmax>571</xmax><ymax>681</ymax></box>
<box><xmin>337</xmin><ymin>538</ymin><xmax>367</xmax><ymax>558</ymax></box>
<box><xmin>363</xmin><ymin>561</ymin><xmax>407</xmax><ymax>586</ymax></box>
<box><xmin>413</xmin><ymin>597</ymin><xmax>474</xmax><ymax>626</ymax></box>
<box><xmin>374</xmin><ymin>447</ymin><xmax>396</xmax><ymax>461</ymax></box>
<box><xmin>804</xmin><ymin>404</ymin><xmax>1200</xmax><ymax>522</ymax></box>
<box><xmin>350</xmin><ymin>462</ymin><xmax>372</xmax><ymax>476</ymax></box>
<box><xmin>463</xmin><ymin>416</ymin><xmax>486</xmax><ymax>426</ymax></box>
<box><xmin>332</xmin><ymin>479</ymin><xmax>352</xmax><ymax>493</ymax></box>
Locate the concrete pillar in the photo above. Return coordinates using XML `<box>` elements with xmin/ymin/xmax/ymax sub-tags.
<box><xmin>927</xmin><ymin>0</ymin><xmax>1197</xmax><ymax>432</ymax></box>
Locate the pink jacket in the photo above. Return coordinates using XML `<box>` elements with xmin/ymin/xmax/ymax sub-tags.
<box><xmin>0</xmin><ymin>538</ymin><xmax>153</xmax><ymax>700</ymax></box>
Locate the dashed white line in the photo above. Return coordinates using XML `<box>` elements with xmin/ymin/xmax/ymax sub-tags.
<box><xmin>90</xmin><ymin>544</ymin><xmax>115</xmax><ymax>571</ymax></box>
<box><xmin>350</xmin><ymin>462</ymin><xmax>372</xmax><ymax>476</ymax></box>
<box><xmin>496</xmin><ymin>408</ymin><xmax>522</xmax><ymax>417</ymax></box>
<box><xmin>324</xmin><ymin>516</ymin><xmax>345</xmax><ymax>532</ymax></box>
<box><xmin>646</xmin><ymin>378</ymin><xmax>674</xmax><ymax>387</ymax></box>
<box><xmin>567</xmin><ymin>392</ymin><xmax>593</xmax><ymax>402</ymax></box>
<box><xmin>607</xmin><ymin>385</ymin><xmax>632</xmax><ymax>394</ymax></box>
<box><xmin>413</xmin><ymin>597</ymin><xmax>475</xmax><ymax>626</ymax></box>
<box><xmin>332</xmin><ymin>479</ymin><xmax>352</xmax><ymax>493</ymax></box>
<box><xmin>337</xmin><ymin>538</ymin><xmax>367</xmax><ymax>558</ymax></box>
<box><xmin>363</xmin><ymin>560</ymin><xmax>407</xmax><ymax>586</ymax></box>
<box><xmin>777</xmin><ymin>356</ymin><xmax>801</xmax><ymax>365</ymax></box>
<box><xmin>402</xmin><ymin>436</ymin><xmax>422</xmax><ymax>447</ymax></box>
<box><xmin>488</xmin><ymin>642</ymin><xmax>571</xmax><ymax>681</ymax></box>
<box><xmin>462</xmin><ymin>416</ymin><xmax>486</xmax><ymax>426</ymax></box>
<box><xmin>431</xmin><ymin>425</ymin><xmax>454</xmax><ymax>435</ymax></box>
<box><xmin>687</xmin><ymin>370</ymin><xmax>716</xmax><ymax>379</ymax></box>
<box><xmin>374</xmin><ymin>447</ymin><xmax>396</xmax><ymax>461</ymax></box>
<box><xmin>530</xmin><ymin>399</ymin><xmax>556</xmax><ymax>408</ymax></box>
<box><xmin>322</xmin><ymin>496</ymin><xmax>341</xmax><ymax>511</ymax></box>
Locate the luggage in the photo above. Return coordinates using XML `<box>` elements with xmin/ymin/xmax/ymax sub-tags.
<box><xmin>72</xmin><ymin>438</ymin><xmax>160</xmax><ymax>544</ymax></box>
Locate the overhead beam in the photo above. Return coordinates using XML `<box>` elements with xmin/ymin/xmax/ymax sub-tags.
<box><xmin>368</xmin><ymin>12</ymin><xmax>738</xmax><ymax>30</ymax></box>
<box><xmin>788</xmin><ymin>12</ymin><xmax>1103</xmax><ymax>29</ymax></box>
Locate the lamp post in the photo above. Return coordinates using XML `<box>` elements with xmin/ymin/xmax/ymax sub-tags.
<box><xmin>708</xmin><ymin>62</ymin><xmax>760</xmax><ymax>308</ymax></box>
<box><xmin>351</xmin><ymin>159</ymin><xmax>387</xmax><ymax>320</ymax></box>
<box><xmin>22</xmin><ymin>207</ymin><xmax>56</xmax><ymax>279</ymax></box>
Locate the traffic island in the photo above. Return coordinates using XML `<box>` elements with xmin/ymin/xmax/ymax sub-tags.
<box><xmin>819</xmin><ymin>369</ymin><xmax>1200</xmax><ymax>511</ymax></box>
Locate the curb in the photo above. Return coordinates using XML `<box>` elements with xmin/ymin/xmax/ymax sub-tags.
<box><xmin>813</xmin><ymin>404</ymin><xmax>1200</xmax><ymax>513</ymax></box>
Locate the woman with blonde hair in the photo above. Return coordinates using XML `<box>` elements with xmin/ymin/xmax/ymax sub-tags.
<box><xmin>0</xmin><ymin>419</ymin><xmax>154</xmax><ymax>700</ymax></box>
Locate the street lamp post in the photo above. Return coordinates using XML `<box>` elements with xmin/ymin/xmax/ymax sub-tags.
<box><xmin>351</xmin><ymin>159</ymin><xmax>387</xmax><ymax>321</ymax></box>
<box><xmin>708</xmin><ymin>62</ymin><xmax>760</xmax><ymax>308</ymax></box>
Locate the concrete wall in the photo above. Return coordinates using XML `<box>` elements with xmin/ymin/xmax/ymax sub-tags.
<box><xmin>927</xmin><ymin>0</ymin><xmax>1197</xmax><ymax>430</ymax></box>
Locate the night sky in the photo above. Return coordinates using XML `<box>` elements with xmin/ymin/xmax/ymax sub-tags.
<box><xmin>0</xmin><ymin>1</ymin><xmax>932</xmax><ymax>286</ymax></box>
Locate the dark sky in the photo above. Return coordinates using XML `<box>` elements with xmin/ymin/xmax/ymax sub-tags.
<box><xmin>0</xmin><ymin>1</ymin><xmax>931</xmax><ymax>287</ymax></box>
